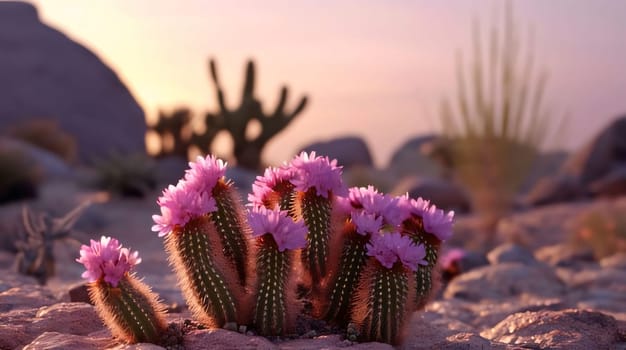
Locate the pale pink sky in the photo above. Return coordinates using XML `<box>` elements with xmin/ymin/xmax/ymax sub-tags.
<box><xmin>29</xmin><ymin>0</ymin><xmax>626</xmax><ymax>166</ymax></box>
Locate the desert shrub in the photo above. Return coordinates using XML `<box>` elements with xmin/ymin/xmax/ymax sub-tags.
<box><xmin>7</xmin><ymin>119</ymin><xmax>77</xmax><ymax>162</ymax></box>
<box><xmin>90</xmin><ymin>152</ymin><xmax>157</xmax><ymax>198</ymax></box>
<box><xmin>440</xmin><ymin>4</ymin><xmax>560</xmax><ymax>234</ymax></box>
<box><xmin>0</xmin><ymin>149</ymin><xmax>41</xmax><ymax>204</ymax></box>
<box><xmin>571</xmin><ymin>208</ymin><xmax>626</xmax><ymax>259</ymax></box>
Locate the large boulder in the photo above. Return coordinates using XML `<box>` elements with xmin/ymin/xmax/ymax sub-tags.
<box><xmin>299</xmin><ymin>136</ymin><xmax>373</xmax><ymax>168</ymax></box>
<box><xmin>387</xmin><ymin>135</ymin><xmax>443</xmax><ymax>179</ymax></box>
<box><xmin>525</xmin><ymin>115</ymin><xmax>626</xmax><ymax>205</ymax></box>
<box><xmin>0</xmin><ymin>2</ymin><xmax>146</xmax><ymax>162</ymax></box>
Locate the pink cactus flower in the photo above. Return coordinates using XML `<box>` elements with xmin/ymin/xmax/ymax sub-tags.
<box><xmin>248</xmin><ymin>206</ymin><xmax>308</xmax><ymax>252</ymax></box>
<box><xmin>183</xmin><ymin>155</ymin><xmax>227</xmax><ymax>194</ymax></box>
<box><xmin>76</xmin><ymin>236</ymin><xmax>141</xmax><ymax>287</ymax></box>
<box><xmin>422</xmin><ymin>205</ymin><xmax>455</xmax><ymax>241</ymax></box>
<box><xmin>152</xmin><ymin>155</ymin><xmax>228</xmax><ymax>237</ymax></box>
<box><xmin>366</xmin><ymin>232</ymin><xmax>427</xmax><ymax>271</ymax></box>
<box><xmin>152</xmin><ymin>180</ymin><xmax>217</xmax><ymax>237</ymax></box>
<box><xmin>248</xmin><ymin>166</ymin><xmax>295</xmax><ymax>207</ymax></box>
<box><xmin>351</xmin><ymin>211</ymin><xmax>383</xmax><ymax>236</ymax></box>
<box><xmin>288</xmin><ymin>151</ymin><xmax>346</xmax><ymax>198</ymax></box>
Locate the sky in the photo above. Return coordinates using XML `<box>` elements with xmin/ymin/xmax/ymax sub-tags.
<box><xmin>27</xmin><ymin>0</ymin><xmax>626</xmax><ymax>167</ymax></box>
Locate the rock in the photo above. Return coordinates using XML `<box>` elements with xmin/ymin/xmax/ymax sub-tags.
<box><xmin>480</xmin><ymin>309</ymin><xmax>621</xmax><ymax>349</ymax></box>
<box><xmin>525</xmin><ymin>115</ymin><xmax>626</xmax><ymax>206</ymax></box>
<box><xmin>400</xmin><ymin>312</ymin><xmax>506</xmax><ymax>350</ymax></box>
<box><xmin>0</xmin><ymin>283</ymin><xmax>57</xmax><ymax>311</ymax></box>
<box><xmin>387</xmin><ymin>135</ymin><xmax>443</xmax><ymax>179</ymax></box>
<box><xmin>184</xmin><ymin>329</ymin><xmax>276</xmax><ymax>349</ymax></box>
<box><xmin>444</xmin><ymin>263</ymin><xmax>565</xmax><ymax>301</ymax></box>
<box><xmin>519</xmin><ymin>151</ymin><xmax>569</xmax><ymax>194</ymax></box>
<box><xmin>0</xmin><ymin>136</ymin><xmax>73</xmax><ymax>179</ymax></box>
<box><xmin>0</xmin><ymin>2</ymin><xmax>146</xmax><ymax>162</ymax></box>
<box><xmin>600</xmin><ymin>253</ymin><xmax>626</xmax><ymax>269</ymax></box>
<box><xmin>590</xmin><ymin>164</ymin><xmax>626</xmax><ymax>197</ymax></box>
<box><xmin>523</xmin><ymin>174</ymin><xmax>586</xmax><ymax>206</ymax></box>
<box><xmin>280</xmin><ymin>334</ymin><xmax>391</xmax><ymax>349</ymax></box>
<box><xmin>535</xmin><ymin>244</ymin><xmax>595</xmax><ymax>268</ymax></box>
<box><xmin>30</xmin><ymin>303</ymin><xmax>103</xmax><ymax>336</ymax></box>
<box><xmin>24</xmin><ymin>332</ymin><xmax>113</xmax><ymax>350</ymax></box>
<box><xmin>299</xmin><ymin>136</ymin><xmax>373</xmax><ymax>168</ymax></box>
<box><xmin>391</xmin><ymin>177</ymin><xmax>471</xmax><ymax>213</ymax></box>
<box><xmin>68</xmin><ymin>283</ymin><xmax>91</xmax><ymax>304</ymax></box>
<box><xmin>487</xmin><ymin>243</ymin><xmax>537</xmax><ymax>265</ymax></box>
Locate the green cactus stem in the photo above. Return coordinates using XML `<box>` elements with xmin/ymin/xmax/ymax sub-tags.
<box><xmin>165</xmin><ymin>217</ymin><xmax>240</xmax><ymax>328</ymax></box>
<box><xmin>322</xmin><ymin>227</ymin><xmax>369</xmax><ymax>325</ymax></box>
<box><xmin>403</xmin><ymin>217</ymin><xmax>441</xmax><ymax>309</ymax></box>
<box><xmin>253</xmin><ymin>235</ymin><xmax>296</xmax><ymax>336</ymax></box>
<box><xmin>297</xmin><ymin>189</ymin><xmax>332</xmax><ymax>284</ymax></box>
<box><xmin>88</xmin><ymin>275</ymin><xmax>167</xmax><ymax>344</ymax></box>
<box><xmin>352</xmin><ymin>262</ymin><xmax>414</xmax><ymax>345</ymax></box>
<box><xmin>211</xmin><ymin>180</ymin><xmax>250</xmax><ymax>286</ymax></box>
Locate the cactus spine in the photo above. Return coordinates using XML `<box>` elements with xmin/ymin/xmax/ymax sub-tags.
<box><xmin>297</xmin><ymin>189</ymin><xmax>332</xmax><ymax>284</ymax></box>
<box><xmin>253</xmin><ymin>236</ymin><xmax>295</xmax><ymax>336</ymax></box>
<box><xmin>352</xmin><ymin>262</ymin><xmax>414</xmax><ymax>345</ymax></box>
<box><xmin>89</xmin><ymin>275</ymin><xmax>167</xmax><ymax>344</ymax></box>
<box><xmin>165</xmin><ymin>217</ymin><xmax>241</xmax><ymax>327</ymax></box>
<box><xmin>403</xmin><ymin>216</ymin><xmax>442</xmax><ymax>308</ymax></box>
<box><xmin>211</xmin><ymin>179</ymin><xmax>250</xmax><ymax>285</ymax></box>
<box><xmin>322</xmin><ymin>225</ymin><xmax>369</xmax><ymax>325</ymax></box>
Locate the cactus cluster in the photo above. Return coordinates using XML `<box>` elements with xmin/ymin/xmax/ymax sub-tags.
<box><xmin>77</xmin><ymin>152</ymin><xmax>454</xmax><ymax>346</ymax></box>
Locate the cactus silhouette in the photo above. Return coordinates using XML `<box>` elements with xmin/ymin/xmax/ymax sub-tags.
<box><xmin>148</xmin><ymin>59</ymin><xmax>307</xmax><ymax>171</ymax></box>
<box><xmin>77</xmin><ymin>236</ymin><xmax>167</xmax><ymax>344</ymax></box>
<box><xmin>153</xmin><ymin>155</ymin><xmax>251</xmax><ymax>328</ymax></box>
<box><xmin>17</xmin><ymin>201</ymin><xmax>90</xmax><ymax>284</ymax></box>
<box><xmin>208</xmin><ymin>59</ymin><xmax>308</xmax><ymax>170</ymax></box>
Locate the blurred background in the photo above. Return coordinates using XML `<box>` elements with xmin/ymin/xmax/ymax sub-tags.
<box><xmin>15</xmin><ymin>0</ymin><xmax>626</xmax><ymax>165</ymax></box>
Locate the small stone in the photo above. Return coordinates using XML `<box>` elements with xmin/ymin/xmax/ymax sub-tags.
<box><xmin>239</xmin><ymin>325</ymin><xmax>247</xmax><ymax>334</ymax></box>
<box><xmin>223</xmin><ymin>322</ymin><xmax>238</xmax><ymax>332</ymax></box>
<box><xmin>487</xmin><ymin>243</ymin><xmax>537</xmax><ymax>265</ymax></box>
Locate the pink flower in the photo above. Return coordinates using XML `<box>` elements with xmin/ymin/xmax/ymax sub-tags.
<box><xmin>347</xmin><ymin>186</ymin><xmax>390</xmax><ymax>214</ymax></box>
<box><xmin>439</xmin><ymin>248</ymin><xmax>466</xmax><ymax>270</ymax></box>
<box><xmin>152</xmin><ymin>180</ymin><xmax>217</xmax><ymax>237</ymax></box>
<box><xmin>422</xmin><ymin>205</ymin><xmax>454</xmax><ymax>241</ymax></box>
<box><xmin>247</xmin><ymin>206</ymin><xmax>307</xmax><ymax>252</ymax></box>
<box><xmin>351</xmin><ymin>211</ymin><xmax>382</xmax><ymax>236</ymax></box>
<box><xmin>76</xmin><ymin>236</ymin><xmax>141</xmax><ymax>287</ymax></box>
<box><xmin>248</xmin><ymin>166</ymin><xmax>295</xmax><ymax>207</ymax></box>
<box><xmin>152</xmin><ymin>156</ymin><xmax>228</xmax><ymax>237</ymax></box>
<box><xmin>184</xmin><ymin>155</ymin><xmax>227</xmax><ymax>194</ymax></box>
<box><xmin>288</xmin><ymin>151</ymin><xmax>346</xmax><ymax>198</ymax></box>
<box><xmin>365</xmin><ymin>233</ymin><xmax>427</xmax><ymax>271</ymax></box>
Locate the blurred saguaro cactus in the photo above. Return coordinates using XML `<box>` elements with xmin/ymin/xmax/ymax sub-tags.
<box><xmin>208</xmin><ymin>58</ymin><xmax>308</xmax><ymax>170</ymax></box>
<box><xmin>440</xmin><ymin>3</ymin><xmax>560</xmax><ymax>234</ymax></box>
<box><xmin>148</xmin><ymin>59</ymin><xmax>308</xmax><ymax>170</ymax></box>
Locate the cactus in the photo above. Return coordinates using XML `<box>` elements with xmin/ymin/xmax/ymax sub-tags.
<box><xmin>146</xmin><ymin>153</ymin><xmax>455</xmax><ymax>345</ymax></box>
<box><xmin>16</xmin><ymin>201</ymin><xmax>90</xmax><ymax>284</ymax></box>
<box><xmin>152</xmin><ymin>155</ymin><xmax>250</xmax><ymax>327</ymax></box>
<box><xmin>208</xmin><ymin>59</ymin><xmax>308</xmax><ymax>170</ymax></box>
<box><xmin>247</xmin><ymin>206</ymin><xmax>307</xmax><ymax>335</ymax></box>
<box><xmin>148</xmin><ymin>59</ymin><xmax>307</xmax><ymax>171</ymax></box>
<box><xmin>351</xmin><ymin>233</ymin><xmax>425</xmax><ymax>345</ymax></box>
<box><xmin>77</xmin><ymin>236</ymin><xmax>167</xmax><ymax>344</ymax></box>
<box><xmin>397</xmin><ymin>195</ymin><xmax>454</xmax><ymax>308</ymax></box>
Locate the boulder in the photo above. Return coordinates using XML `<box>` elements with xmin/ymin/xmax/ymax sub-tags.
<box><xmin>299</xmin><ymin>136</ymin><xmax>373</xmax><ymax>168</ymax></box>
<box><xmin>387</xmin><ymin>135</ymin><xmax>443</xmax><ymax>179</ymax></box>
<box><xmin>444</xmin><ymin>263</ymin><xmax>565</xmax><ymax>301</ymax></box>
<box><xmin>486</xmin><ymin>243</ymin><xmax>537</xmax><ymax>266</ymax></box>
<box><xmin>0</xmin><ymin>2</ymin><xmax>146</xmax><ymax>162</ymax></box>
<box><xmin>525</xmin><ymin>115</ymin><xmax>626</xmax><ymax>206</ymax></box>
<box><xmin>480</xmin><ymin>309</ymin><xmax>621</xmax><ymax>349</ymax></box>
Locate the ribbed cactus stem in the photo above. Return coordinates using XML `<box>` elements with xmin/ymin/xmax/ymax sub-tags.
<box><xmin>88</xmin><ymin>275</ymin><xmax>167</xmax><ymax>344</ymax></box>
<box><xmin>323</xmin><ymin>230</ymin><xmax>368</xmax><ymax>324</ymax></box>
<box><xmin>404</xmin><ymin>218</ymin><xmax>441</xmax><ymax>308</ymax></box>
<box><xmin>354</xmin><ymin>263</ymin><xmax>411</xmax><ymax>345</ymax></box>
<box><xmin>253</xmin><ymin>236</ymin><xmax>291</xmax><ymax>336</ymax></box>
<box><xmin>211</xmin><ymin>180</ymin><xmax>249</xmax><ymax>285</ymax></box>
<box><xmin>276</xmin><ymin>182</ymin><xmax>295</xmax><ymax>214</ymax></box>
<box><xmin>298</xmin><ymin>189</ymin><xmax>332</xmax><ymax>283</ymax></box>
<box><xmin>165</xmin><ymin>217</ymin><xmax>238</xmax><ymax>327</ymax></box>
